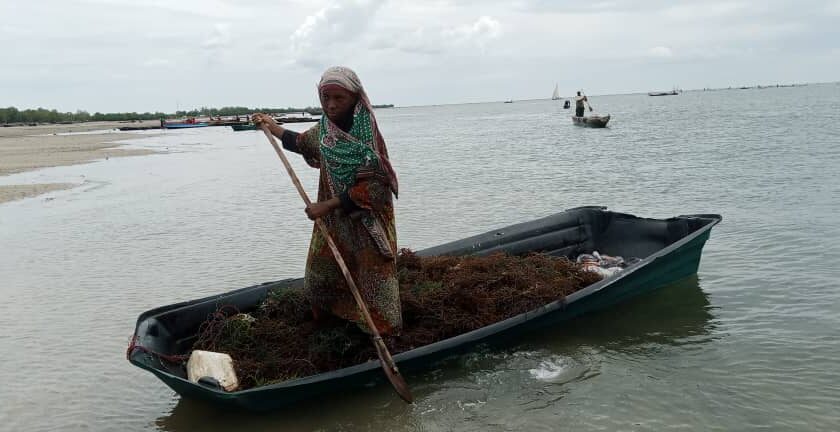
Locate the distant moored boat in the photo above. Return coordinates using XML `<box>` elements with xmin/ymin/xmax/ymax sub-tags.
<box><xmin>231</xmin><ymin>124</ymin><xmax>257</xmax><ymax>131</ymax></box>
<box><xmin>162</xmin><ymin>118</ymin><xmax>209</xmax><ymax>129</ymax></box>
<box><xmin>273</xmin><ymin>112</ymin><xmax>320</xmax><ymax>123</ymax></box>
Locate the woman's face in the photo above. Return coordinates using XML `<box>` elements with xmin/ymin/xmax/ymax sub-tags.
<box><xmin>319</xmin><ymin>86</ymin><xmax>357</xmax><ymax>122</ymax></box>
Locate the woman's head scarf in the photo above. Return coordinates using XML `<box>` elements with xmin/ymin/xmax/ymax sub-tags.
<box><xmin>317</xmin><ymin>66</ymin><xmax>398</xmax><ymax>197</ymax></box>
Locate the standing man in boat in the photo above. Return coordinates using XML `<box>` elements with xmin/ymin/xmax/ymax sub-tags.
<box><xmin>574</xmin><ymin>91</ymin><xmax>591</xmax><ymax>117</ymax></box>
<box><xmin>252</xmin><ymin>66</ymin><xmax>402</xmax><ymax>335</ymax></box>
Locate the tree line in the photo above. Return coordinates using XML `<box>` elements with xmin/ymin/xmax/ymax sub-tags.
<box><xmin>0</xmin><ymin>107</ymin><xmax>169</xmax><ymax>124</ymax></box>
<box><xmin>1</xmin><ymin>104</ymin><xmax>394</xmax><ymax>125</ymax></box>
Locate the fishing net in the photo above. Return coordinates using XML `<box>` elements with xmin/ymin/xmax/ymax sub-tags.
<box><xmin>192</xmin><ymin>250</ymin><xmax>602</xmax><ymax>389</ymax></box>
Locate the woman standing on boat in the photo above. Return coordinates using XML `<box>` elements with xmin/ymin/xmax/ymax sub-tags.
<box><xmin>252</xmin><ymin>66</ymin><xmax>402</xmax><ymax>335</ymax></box>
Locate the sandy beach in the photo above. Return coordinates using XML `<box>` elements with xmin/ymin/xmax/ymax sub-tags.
<box><xmin>0</xmin><ymin>120</ymin><xmax>162</xmax><ymax>203</ymax></box>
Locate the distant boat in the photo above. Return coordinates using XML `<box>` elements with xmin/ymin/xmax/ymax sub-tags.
<box><xmin>231</xmin><ymin>124</ymin><xmax>257</xmax><ymax>131</ymax></box>
<box><xmin>162</xmin><ymin>119</ymin><xmax>209</xmax><ymax>129</ymax></box>
<box><xmin>648</xmin><ymin>90</ymin><xmax>679</xmax><ymax>96</ymax></box>
<box><xmin>504</xmin><ymin>99</ymin><xmax>514</xmax><ymax>104</ymax></box>
<box><xmin>274</xmin><ymin>112</ymin><xmax>320</xmax><ymax>123</ymax></box>
<box><xmin>552</xmin><ymin>84</ymin><xmax>561</xmax><ymax>100</ymax></box>
<box><xmin>572</xmin><ymin>115</ymin><xmax>611</xmax><ymax>128</ymax></box>
<box><xmin>119</xmin><ymin>125</ymin><xmax>161</xmax><ymax>131</ymax></box>
<box><xmin>208</xmin><ymin>116</ymin><xmax>249</xmax><ymax>126</ymax></box>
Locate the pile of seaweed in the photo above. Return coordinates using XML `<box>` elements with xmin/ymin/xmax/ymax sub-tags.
<box><xmin>192</xmin><ymin>250</ymin><xmax>602</xmax><ymax>389</ymax></box>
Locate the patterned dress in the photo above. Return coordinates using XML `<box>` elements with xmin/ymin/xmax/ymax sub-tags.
<box><xmin>290</xmin><ymin>114</ymin><xmax>401</xmax><ymax>335</ymax></box>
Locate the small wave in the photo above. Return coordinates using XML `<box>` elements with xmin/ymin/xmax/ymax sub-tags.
<box><xmin>528</xmin><ymin>355</ymin><xmax>588</xmax><ymax>383</ymax></box>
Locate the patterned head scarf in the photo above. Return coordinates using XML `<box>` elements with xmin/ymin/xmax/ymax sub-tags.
<box><xmin>317</xmin><ymin>66</ymin><xmax>399</xmax><ymax>198</ymax></box>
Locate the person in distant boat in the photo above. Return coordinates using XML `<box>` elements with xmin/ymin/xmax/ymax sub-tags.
<box><xmin>252</xmin><ymin>66</ymin><xmax>402</xmax><ymax>336</ymax></box>
<box><xmin>574</xmin><ymin>91</ymin><xmax>590</xmax><ymax>117</ymax></box>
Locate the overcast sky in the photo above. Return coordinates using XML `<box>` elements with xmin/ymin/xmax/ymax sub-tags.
<box><xmin>2</xmin><ymin>0</ymin><xmax>838</xmax><ymax>112</ymax></box>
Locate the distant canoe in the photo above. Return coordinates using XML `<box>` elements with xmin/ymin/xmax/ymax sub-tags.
<box><xmin>230</xmin><ymin>124</ymin><xmax>257</xmax><ymax>131</ymax></box>
<box><xmin>273</xmin><ymin>113</ymin><xmax>320</xmax><ymax>123</ymax></box>
<box><xmin>119</xmin><ymin>125</ymin><xmax>162</xmax><ymax>131</ymax></box>
<box><xmin>572</xmin><ymin>115</ymin><xmax>610</xmax><ymax>128</ymax></box>
<box><xmin>163</xmin><ymin>122</ymin><xmax>209</xmax><ymax>129</ymax></box>
<box><xmin>648</xmin><ymin>90</ymin><xmax>679</xmax><ymax>96</ymax></box>
<box><xmin>209</xmin><ymin>120</ymin><xmax>249</xmax><ymax>127</ymax></box>
<box><xmin>276</xmin><ymin>117</ymin><xmax>319</xmax><ymax>123</ymax></box>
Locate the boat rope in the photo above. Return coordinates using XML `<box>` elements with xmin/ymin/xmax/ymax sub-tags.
<box><xmin>126</xmin><ymin>304</ymin><xmax>242</xmax><ymax>363</ymax></box>
<box><xmin>126</xmin><ymin>334</ymin><xmax>190</xmax><ymax>364</ymax></box>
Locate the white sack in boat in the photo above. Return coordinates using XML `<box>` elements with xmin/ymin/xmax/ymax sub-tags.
<box><xmin>186</xmin><ymin>350</ymin><xmax>239</xmax><ymax>391</ymax></box>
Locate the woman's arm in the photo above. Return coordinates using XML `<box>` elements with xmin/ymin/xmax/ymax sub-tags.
<box><xmin>304</xmin><ymin>174</ymin><xmax>386</xmax><ymax>220</ymax></box>
<box><xmin>304</xmin><ymin>196</ymin><xmax>341</xmax><ymax>220</ymax></box>
<box><xmin>253</xmin><ymin>112</ymin><xmax>300</xmax><ymax>153</ymax></box>
<box><xmin>254</xmin><ymin>114</ymin><xmax>321</xmax><ymax>163</ymax></box>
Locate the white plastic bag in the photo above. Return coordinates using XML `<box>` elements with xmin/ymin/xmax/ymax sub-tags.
<box><xmin>186</xmin><ymin>350</ymin><xmax>239</xmax><ymax>391</ymax></box>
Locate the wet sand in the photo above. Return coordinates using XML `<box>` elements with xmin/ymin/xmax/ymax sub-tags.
<box><xmin>0</xmin><ymin>120</ymin><xmax>162</xmax><ymax>203</ymax></box>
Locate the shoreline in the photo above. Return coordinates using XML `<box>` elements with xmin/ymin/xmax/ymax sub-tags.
<box><xmin>0</xmin><ymin>120</ymin><xmax>163</xmax><ymax>204</ymax></box>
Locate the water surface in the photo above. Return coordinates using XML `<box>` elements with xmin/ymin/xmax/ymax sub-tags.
<box><xmin>1</xmin><ymin>84</ymin><xmax>839</xmax><ymax>430</ymax></box>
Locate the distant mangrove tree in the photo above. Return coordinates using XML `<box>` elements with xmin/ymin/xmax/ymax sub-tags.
<box><xmin>1</xmin><ymin>104</ymin><xmax>395</xmax><ymax>124</ymax></box>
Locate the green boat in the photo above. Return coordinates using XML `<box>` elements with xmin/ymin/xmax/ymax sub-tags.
<box><xmin>127</xmin><ymin>206</ymin><xmax>720</xmax><ymax>411</ymax></box>
<box><xmin>230</xmin><ymin>124</ymin><xmax>257</xmax><ymax>131</ymax></box>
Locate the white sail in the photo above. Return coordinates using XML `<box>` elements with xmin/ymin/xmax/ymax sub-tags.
<box><xmin>551</xmin><ymin>84</ymin><xmax>560</xmax><ymax>100</ymax></box>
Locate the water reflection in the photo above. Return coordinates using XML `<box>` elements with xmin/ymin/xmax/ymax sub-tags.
<box><xmin>156</xmin><ymin>275</ymin><xmax>715</xmax><ymax>431</ymax></box>
<box><xmin>531</xmin><ymin>274</ymin><xmax>717</xmax><ymax>350</ymax></box>
<box><xmin>157</xmin><ymin>384</ymin><xmax>422</xmax><ymax>432</ymax></box>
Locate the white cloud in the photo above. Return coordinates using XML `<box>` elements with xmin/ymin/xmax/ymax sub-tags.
<box><xmin>288</xmin><ymin>0</ymin><xmax>387</xmax><ymax>69</ymax></box>
<box><xmin>0</xmin><ymin>24</ymin><xmax>27</xmax><ymax>36</ymax></box>
<box><xmin>142</xmin><ymin>58</ymin><xmax>173</xmax><ymax>67</ymax></box>
<box><xmin>81</xmin><ymin>0</ymin><xmax>250</xmax><ymax>19</ymax></box>
<box><xmin>662</xmin><ymin>2</ymin><xmax>745</xmax><ymax>20</ymax></box>
<box><xmin>647</xmin><ymin>46</ymin><xmax>673</xmax><ymax>58</ymax></box>
<box><xmin>443</xmin><ymin>16</ymin><xmax>502</xmax><ymax>50</ymax></box>
<box><xmin>2</xmin><ymin>0</ymin><xmax>838</xmax><ymax>111</ymax></box>
<box><xmin>203</xmin><ymin>23</ymin><xmax>232</xmax><ymax>49</ymax></box>
<box><xmin>383</xmin><ymin>28</ymin><xmax>447</xmax><ymax>54</ymax></box>
<box><xmin>369</xmin><ymin>16</ymin><xmax>502</xmax><ymax>56</ymax></box>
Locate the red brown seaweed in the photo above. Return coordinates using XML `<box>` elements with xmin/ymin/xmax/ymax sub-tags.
<box><xmin>192</xmin><ymin>250</ymin><xmax>602</xmax><ymax>389</ymax></box>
